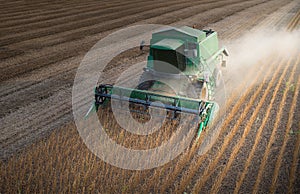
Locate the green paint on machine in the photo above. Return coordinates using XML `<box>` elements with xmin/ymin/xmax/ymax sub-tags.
<box><xmin>86</xmin><ymin>26</ymin><xmax>228</xmax><ymax>140</ymax></box>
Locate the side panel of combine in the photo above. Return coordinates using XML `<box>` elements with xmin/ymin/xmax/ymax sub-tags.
<box><xmin>199</xmin><ymin>32</ymin><xmax>219</xmax><ymax>73</ymax></box>
<box><xmin>199</xmin><ymin>32</ymin><xmax>219</xmax><ymax>60</ymax></box>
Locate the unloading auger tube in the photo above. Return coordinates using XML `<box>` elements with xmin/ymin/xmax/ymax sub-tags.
<box><xmin>85</xmin><ymin>84</ymin><xmax>219</xmax><ymax>139</ymax></box>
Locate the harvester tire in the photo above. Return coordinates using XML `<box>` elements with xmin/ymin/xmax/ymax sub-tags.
<box><xmin>137</xmin><ymin>81</ymin><xmax>154</xmax><ymax>90</ymax></box>
<box><xmin>213</xmin><ymin>68</ymin><xmax>222</xmax><ymax>88</ymax></box>
<box><xmin>137</xmin><ymin>72</ymin><xmax>154</xmax><ymax>90</ymax></box>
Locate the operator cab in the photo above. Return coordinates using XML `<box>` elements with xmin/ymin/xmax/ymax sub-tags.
<box><xmin>151</xmin><ymin>39</ymin><xmax>186</xmax><ymax>74</ymax></box>
<box><xmin>147</xmin><ymin>26</ymin><xmax>208</xmax><ymax>75</ymax></box>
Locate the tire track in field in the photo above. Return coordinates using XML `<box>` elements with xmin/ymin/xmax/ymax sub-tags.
<box><xmin>226</xmin><ymin>16</ymin><xmax>262</xmax><ymax>39</ymax></box>
<box><xmin>173</xmin><ymin>0</ymin><xmax>270</xmax><ymax>27</ymax></box>
<box><xmin>0</xmin><ymin>0</ymin><xmax>183</xmax><ymax>107</ymax></box>
<box><xmin>0</xmin><ymin>0</ymin><xmax>142</xmax><ymax>26</ymax></box>
<box><xmin>253</xmin><ymin>0</ymin><xmax>298</xmax><ymax>30</ymax></box>
<box><xmin>0</xmin><ymin>69</ymin><xmax>74</xmax><ymax>118</ymax></box>
<box><xmin>0</xmin><ymin>1</ymin><xmax>131</xmax><ymax>27</ymax></box>
<box><xmin>0</xmin><ymin>0</ymin><xmax>223</xmax><ymax>55</ymax></box>
<box><xmin>0</xmin><ymin>34</ymin><xmax>145</xmax><ymax>158</ymax></box>
<box><xmin>270</xmin><ymin>58</ymin><xmax>300</xmax><ymax>193</ymax></box>
<box><xmin>0</xmin><ymin>0</ymin><xmax>165</xmax><ymax>56</ymax></box>
<box><xmin>0</xmin><ymin>1</ymin><xmax>71</xmax><ymax>14</ymax></box>
<box><xmin>0</xmin><ymin>0</ymin><xmax>122</xmax><ymax>24</ymax></box>
<box><xmin>2</xmin><ymin>1</ymin><xmax>264</xmax><ymax>51</ymax></box>
<box><xmin>212</xmin><ymin>0</ymin><xmax>296</xmax><ymax>40</ymax></box>
<box><xmin>252</xmin><ymin>57</ymin><xmax>298</xmax><ymax>193</ymax></box>
<box><xmin>172</xmin><ymin>59</ymin><xmax>276</xmax><ymax>193</ymax></box>
<box><xmin>0</xmin><ymin>57</ymin><xmax>78</xmax><ymax>98</ymax></box>
<box><xmin>0</xmin><ymin>90</ymin><xmax>71</xmax><ymax>143</ymax></box>
<box><xmin>0</xmin><ymin>0</ymin><xmax>272</xmax><ymax>96</ymax></box>
<box><xmin>211</xmin><ymin>57</ymin><xmax>294</xmax><ymax>194</ymax></box>
<box><xmin>0</xmin><ymin>0</ymin><xmax>252</xmax><ymax>81</ymax></box>
<box><xmin>0</xmin><ymin>0</ymin><xmax>186</xmax><ymax>73</ymax></box>
<box><xmin>0</xmin><ymin>0</ymin><xmax>157</xmax><ymax>35</ymax></box>
<box><xmin>190</xmin><ymin>58</ymin><xmax>285</xmax><ymax>193</ymax></box>
<box><xmin>41</xmin><ymin>0</ymin><xmax>267</xmax><ymax>50</ymax></box>
<box><xmin>223</xmin><ymin>0</ymin><xmax>285</xmax><ymax>38</ymax></box>
<box><xmin>0</xmin><ymin>0</ymin><xmax>101</xmax><ymax>18</ymax></box>
<box><xmin>0</xmin><ymin>0</ymin><xmax>191</xmax><ymax>45</ymax></box>
<box><xmin>0</xmin><ymin>46</ymin><xmax>146</xmax><ymax>119</ymax></box>
<box><xmin>0</xmin><ymin>48</ymin><xmax>137</xmax><ymax>119</ymax></box>
<box><xmin>0</xmin><ymin>94</ymin><xmax>71</xmax><ymax>147</ymax></box>
<box><xmin>0</xmin><ymin>46</ymin><xmax>143</xmax><ymax>99</ymax></box>
<box><xmin>0</xmin><ymin>0</ymin><xmax>72</xmax><ymax>10</ymax></box>
<box><xmin>2</xmin><ymin>0</ymin><xmax>240</xmax><ymax>50</ymax></box>
<box><xmin>2</xmin><ymin>0</ymin><xmax>269</xmax><ymax>76</ymax></box>
<box><xmin>0</xmin><ymin>1</ymin><xmax>25</xmax><ymax>10</ymax></box>
<box><xmin>0</xmin><ymin>1</ymin><xmax>58</xmax><ymax>14</ymax></box>
<box><xmin>0</xmin><ymin>0</ymin><xmax>105</xmax><ymax>12</ymax></box>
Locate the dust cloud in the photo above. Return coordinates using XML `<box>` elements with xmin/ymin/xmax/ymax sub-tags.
<box><xmin>223</xmin><ymin>28</ymin><xmax>300</xmax><ymax>90</ymax></box>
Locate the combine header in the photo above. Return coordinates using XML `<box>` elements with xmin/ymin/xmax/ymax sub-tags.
<box><xmin>86</xmin><ymin>26</ymin><xmax>228</xmax><ymax>138</ymax></box>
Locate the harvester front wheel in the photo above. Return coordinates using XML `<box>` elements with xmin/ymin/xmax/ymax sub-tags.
<box><xmin>213</xmin><ymin>68</ymin><xmax>222</xmax><ymax>88</ymax></box>
<box><xmin>137</xmin><ymin>72</ymin><xmax>154</xmax><ymax>90</ymax></box>
<box><xmin>137</xmin><ymin>81</ymin><xmax>154</xmax><ymax>90</ymax></box>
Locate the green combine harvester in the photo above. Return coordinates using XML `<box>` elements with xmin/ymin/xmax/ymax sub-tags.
<box><xmin>86</xmin><ymin>26</ymin><xmax>228</xmax><ymax>138</ymax></box>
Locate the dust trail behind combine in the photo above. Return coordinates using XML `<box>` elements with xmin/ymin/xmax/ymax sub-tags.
<box><xmin>198</xmin><ymin>1</ymin><xmax>300</xmax><ymax>158</ymax></box>
<box><xmin>225</xmin><ymin>28</ymin><xmax>300</xmax><ymax>94</ymax></box>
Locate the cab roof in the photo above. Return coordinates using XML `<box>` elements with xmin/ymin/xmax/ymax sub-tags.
<box><xmin>151</xmin><ymin>38</ymin><xmax>184</xmax><ymax>50</ymax></box>
<box><xmin>152</xmin><ymin>26</ymin><xmax>207</xmax><ymax>42</ymax></box>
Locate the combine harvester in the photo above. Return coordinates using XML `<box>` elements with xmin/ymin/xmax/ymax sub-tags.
<box><xmin>86</xmin><ymin>26</ymin><xmax>228</xmax><ymax>139</ymax></box>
